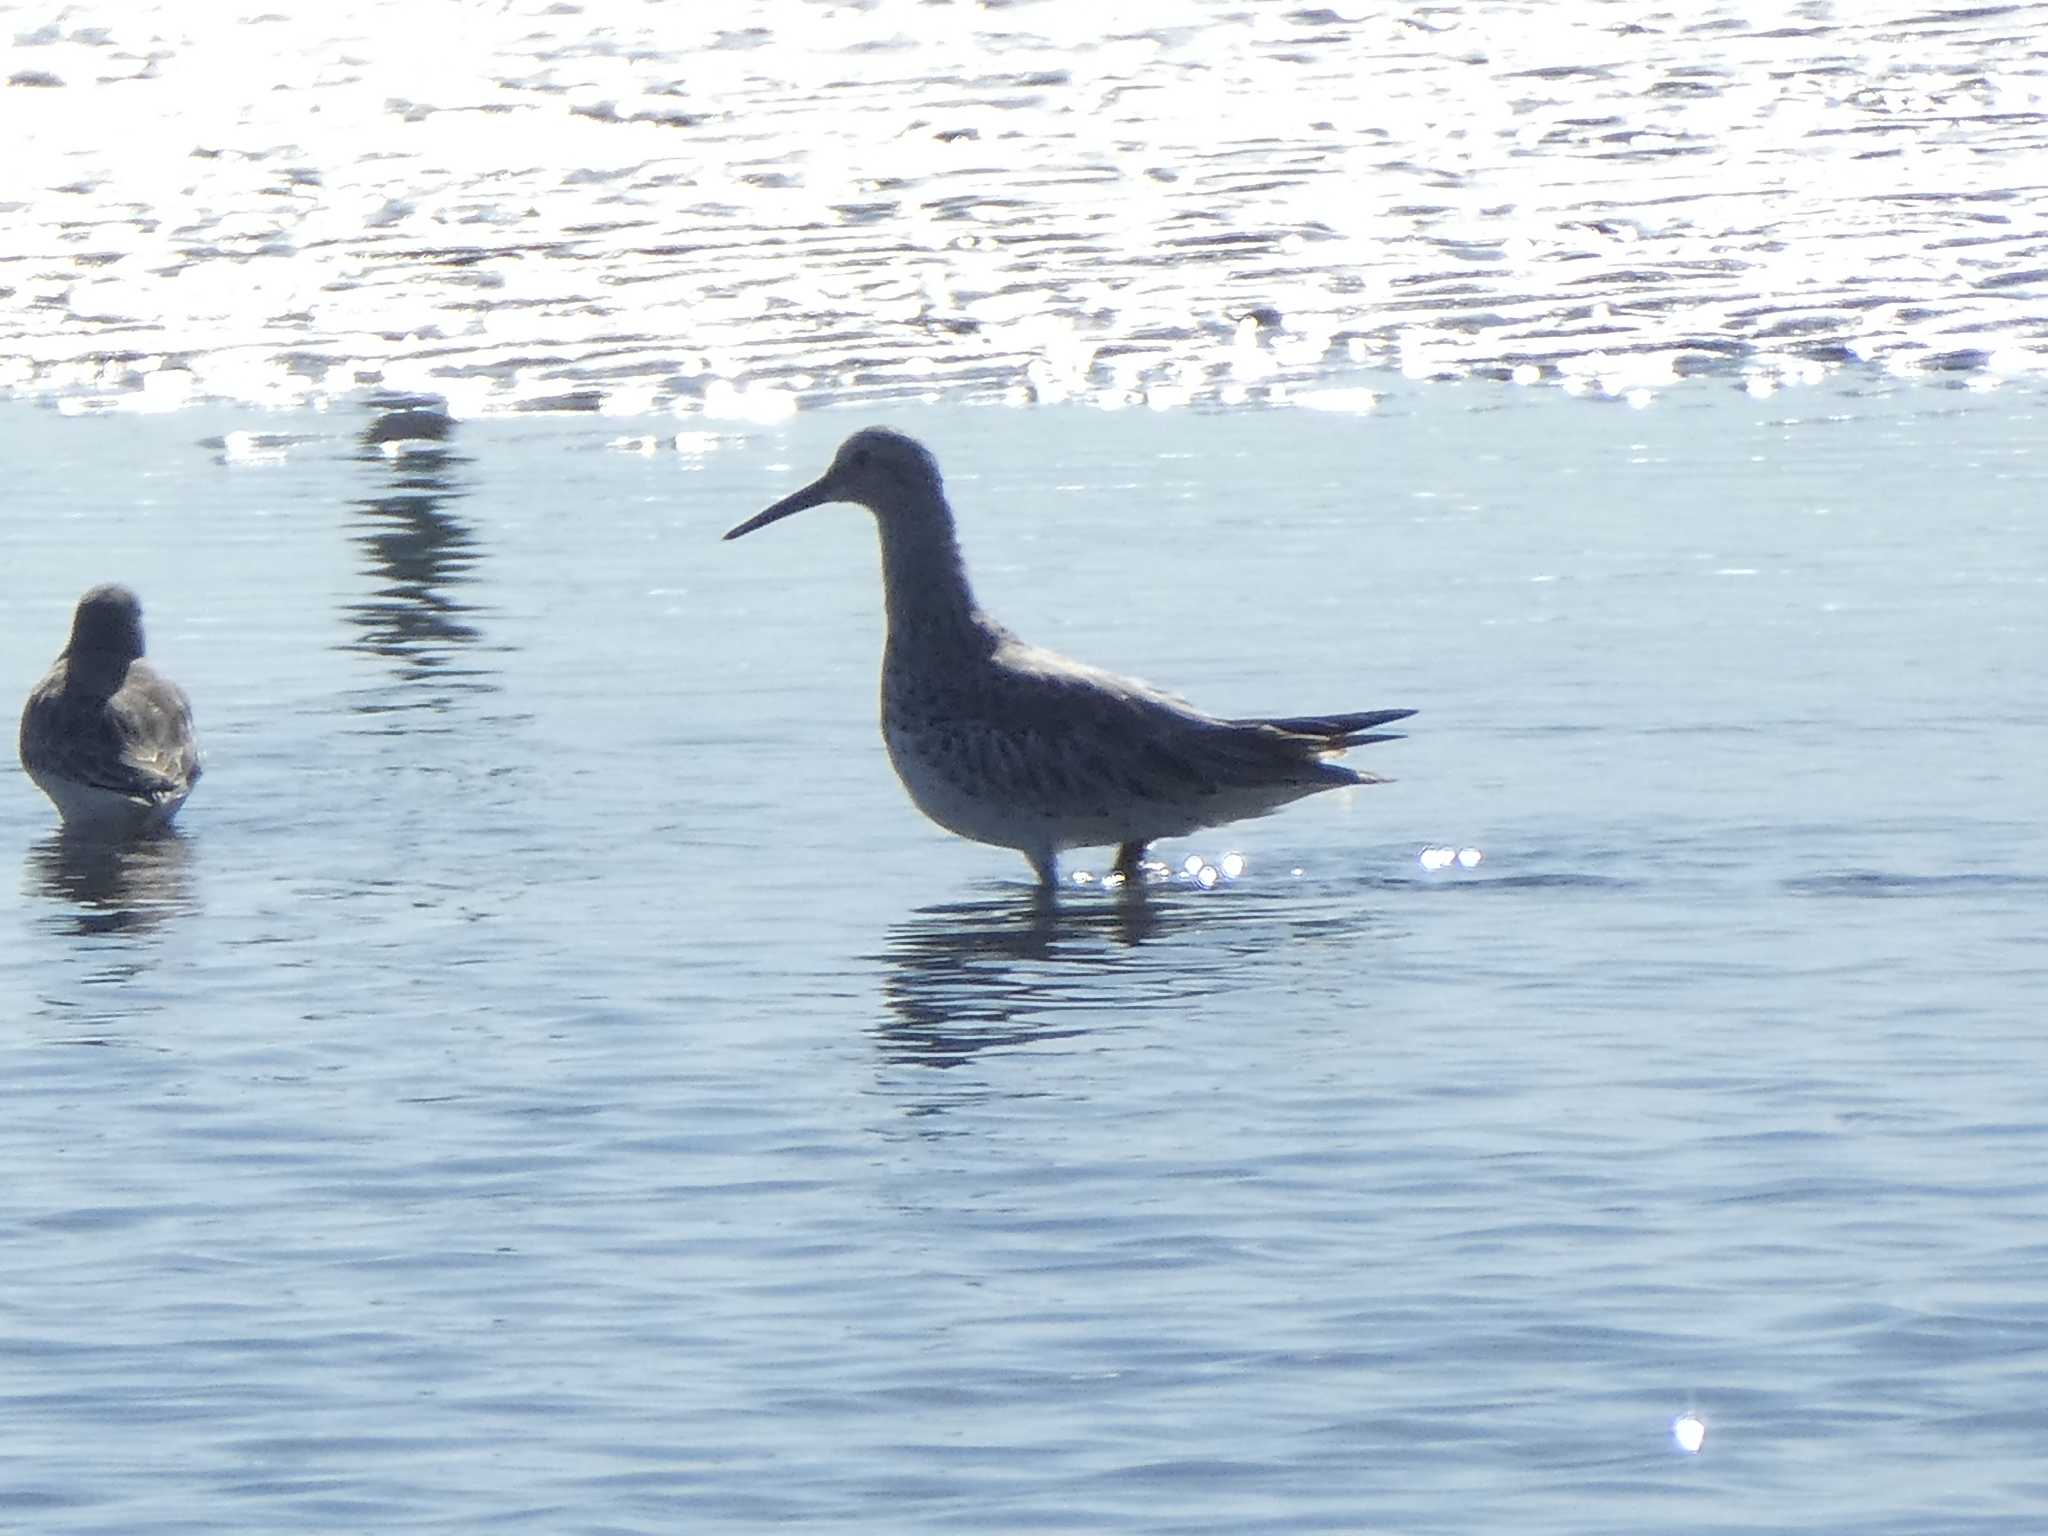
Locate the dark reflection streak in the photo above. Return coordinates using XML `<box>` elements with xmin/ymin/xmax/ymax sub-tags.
<box><xmin>871</xmin><ymin>885</ymin><xmax>1166</xmax><ymax>1072</ymax></box>
<box><xmin>344</xmin><ymin>394</ymin><xmax>496</xmax><ymax>711</ymax></box>
<box><xmin>871</xmin><ymin>879</ymin><xmax>1398</xmax><ymax>1114</ymax></box>
<box><xmin>24</xmin><ymin>826</ymin><xmax>196</xmax><ymax>938</ymax></box>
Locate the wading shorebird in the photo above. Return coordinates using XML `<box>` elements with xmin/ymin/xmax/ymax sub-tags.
<box><xmin>724</xmin><ymin>428</ymin><xmax>1414</xmax><ymax>887</ymax></box>
<box><xmin>20</xmin><ymin>584</ymin><xmax>202</xmax><ymax>833</ymax></box>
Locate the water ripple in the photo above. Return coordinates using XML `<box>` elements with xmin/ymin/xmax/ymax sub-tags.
<box><xmin>1784</xmin><ymin>869</ymin><xmax>2048</xmax><ymax>897</ymax></box>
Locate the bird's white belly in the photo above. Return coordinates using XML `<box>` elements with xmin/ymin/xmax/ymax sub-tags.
<box><xmin>26</xmin><ymin>765</ymin><xmax>187</xmax><ymax>833</ymax></box>
<box><xmin>881</xmin><ymin>714</ymin><xmax>1204</xmax><ymax>855</ymax></box>
<box><xmin>883</xmin><ymin>719</ymin><xmax>1055</xmax><ymax>851</ymax></box>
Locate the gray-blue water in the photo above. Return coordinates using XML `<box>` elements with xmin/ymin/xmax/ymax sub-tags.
<box><xmin>3</xmin><ymin>381</ymin><xmax>2044</xmax><ymax>1531</ymax></box>
<box><xmin>6</xmin><ymin>2</ymin><xmax>2048</xmax><ymax>1529</ymax></box>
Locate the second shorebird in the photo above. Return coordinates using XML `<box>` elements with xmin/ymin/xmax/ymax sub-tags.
<box><xmin>725</xmin><ymin>428</ymin><xmax>1414</xmax><ymax>887</ymax></box>
<box><xmin>20</xmin><ymin>584</ymin><xmax>202</xmax><ymax>834</ymax></box>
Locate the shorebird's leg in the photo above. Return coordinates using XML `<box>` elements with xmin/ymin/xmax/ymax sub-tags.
<box><xmin>1026</xmin><ymin>848</ymin><xmax>1058</xmax><ymax>889</ymax></box>
<box><xmin>1113</xmin><ymin>841</ymin><xmax>1149</xmax><ymax>878</ymax></box>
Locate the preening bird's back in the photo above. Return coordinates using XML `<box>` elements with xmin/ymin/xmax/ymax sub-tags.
<box><xmin>21</xmin><ymin>660</ymin><xmax>201</xmax><ymax>805</ymax></box>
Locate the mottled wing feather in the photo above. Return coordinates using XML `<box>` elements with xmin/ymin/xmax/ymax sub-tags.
<box><xmin>925</xmin><ymin>643</ymin><xmax>1376</xmax><ymax>815</ymax></box>
<box><xmin>110</xmin><ymin>666</ymin><xmax>203</xmax><ymax>795</ymax></box>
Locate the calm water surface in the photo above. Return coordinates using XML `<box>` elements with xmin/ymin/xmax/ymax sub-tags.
<box><xmin>1</xmin><ymin>381</ymin><xmax>2044</xmax><ymax>1530</ymax></box>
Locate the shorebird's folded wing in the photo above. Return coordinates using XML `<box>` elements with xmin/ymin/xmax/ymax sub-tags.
<box><xmin>67</xmin><ymin>733</ymin><xmax>190</xmax><ymax>799</ymax></box>
<box><xmin>107</xmin><ymin>680</ymin><xmax>202</xmax><ymax>798</ymax></box>
<box><xmin>982</xmin><ymin>645</ymin><xmax>1403</xmax><ymax>806</ymax></box>
<box><xmin>1036</xmin><ymin>675</ymin><xmax>1376</xmax><ymax>800</ymax></box>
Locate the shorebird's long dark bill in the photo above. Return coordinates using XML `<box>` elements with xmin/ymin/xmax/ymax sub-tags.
<box><xmin>723</xmin><ymin>475</ymin><xmax>839</xmax><ymax>540</ymax></box>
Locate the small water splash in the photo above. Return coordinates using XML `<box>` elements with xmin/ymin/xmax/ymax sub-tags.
<box><xmin>1418</xmin><ymin>845</ymin><xmax>1484</xmax><ymax>872</ymax></box>
<box><xmin>1064</xmin><ymin>849</ymin><xmax>1252</xmax><ymax>891</ymax></box>
<box><xmin>1171</xmin><ymin>850</ymin><xmax>1251</xmax><ymax>890</ymax></box>
<box><xmin>1672</xmin><ymin>1411</ymin><xmax>1707</xmax><ymax>1455</ymax></box>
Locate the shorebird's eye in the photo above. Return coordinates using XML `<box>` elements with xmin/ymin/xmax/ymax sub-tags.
<box><xmin>850</xmin><ymin>448</ymin><xmax>871</xmax><ymax>469</ymax></box>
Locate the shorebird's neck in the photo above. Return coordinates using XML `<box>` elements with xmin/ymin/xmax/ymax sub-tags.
<box><xmin>64</xmin><ymin>648</ymin><xmax>136</xmax><ymax>698</ymax></box>
<box><xmin>875</xmin><ymin>504</ymin><xmax>995</xmax><ymax>654</ymax></box>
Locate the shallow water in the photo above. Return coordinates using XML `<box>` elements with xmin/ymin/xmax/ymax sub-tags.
<box><xmin>2</xmin><ymin>379</ymin><xmax>2044</xmax><ymax>1531</ymax></box>
<box><xmin>6</xmin><ymin>1</ymin><xmax>2048</xmax><ymax>1526</ymax></box>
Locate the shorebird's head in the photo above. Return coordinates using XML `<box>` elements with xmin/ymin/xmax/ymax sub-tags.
<box><xmin>724</xmin><ymin>427</ymin><xmax>947</xmax><ymax>541</ymax></box>
<box><xmin>67</xmin><ymin>583</ymin><xmax>147</xmax><ymax>663</ymax></box>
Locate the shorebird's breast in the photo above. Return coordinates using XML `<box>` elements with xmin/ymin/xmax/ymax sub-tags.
<box><xmin>881</xmin><ymin>663</ymin><xmax>1031</xmax><ymax>850</ymax></box>
<box><xmin>879</xmin><ymin>650</ymin><xmax>1179</xmax><ymax>856</ymax></box>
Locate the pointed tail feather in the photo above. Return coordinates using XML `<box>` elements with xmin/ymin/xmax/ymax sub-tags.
<box><xmin>1234</xmin><ymin>708</ymin><xmax>1416</xmax><ymax>748</ymax></box>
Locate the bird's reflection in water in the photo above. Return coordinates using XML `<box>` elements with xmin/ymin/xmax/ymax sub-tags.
<box><xmin>345</xmin><ymin>393</ymin><xmax>497</xmax><ymax>720</ymax></box>
<box><xmin>872</xmin><ymin>873</ymin><xmax>1395</xmax><ymax>1119</ymax></box>
<box><xmin>872</xmin><ymin>884</ymin><xmax>1168</xmax><ymax>1072</ymax></box>
<box><xmin>25</xmin><ymin>827</ymin><xmax>196</xmax><ymax>937</ymax></box>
